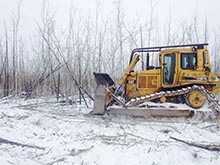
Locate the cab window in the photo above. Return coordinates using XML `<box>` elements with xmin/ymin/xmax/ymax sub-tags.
<box><xmin>163</xmin><ymin>53</ymin><xmax>176</xmax><ymax>84</ymax></box>
<box><xmin>181</xmin><ymin>53</ymin><xmax>197</xmax><ymax>70</ymax></box>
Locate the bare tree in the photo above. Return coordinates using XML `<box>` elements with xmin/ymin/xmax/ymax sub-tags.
<box><xmin>212</xmin><ymin>28</ymin><xmax>220</xmax><ymax>74</ymax></box>
<box><xmin>115</xmin><ymin>0</ymin><xmax>125</xmax><ymax>76</ymax></box>
<box><xmin>192</xmin><ymin>12</ymin><xmax>200</xmax><ymax>43</ymax></box>
<box><xmin>147</xmin><ymin>0</ymin><xmax>159</xmax><ymax>47</ymax></box>
<box><xmin>3</xmin><ymin>22</ymin><xmax>9</xmax><ymax>97</ymax></box>
<box><xmin>203</xmin><ymin>17</ymin><xmax>209</xmax><ymax>43</ymax></box>
<box><xmin>145</xmin><ymin>0</ymin><xmax>159</xmax><ymax>65</ymax></box>
<box><xmin>164</xmin><ymin>6</ymin><xmax>172</xmax><ymax>45</ymax></box>
<box><xmin>11</xmin><ymin>0</ymin><xmax>22</xmax><ymax>94</ymax></box>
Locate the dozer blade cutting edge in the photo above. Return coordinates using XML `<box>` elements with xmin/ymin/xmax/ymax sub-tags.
<box><xmin>107</xmin><ymin>107</ymin><xmax>194</xmax><ymax>118</ymax></box>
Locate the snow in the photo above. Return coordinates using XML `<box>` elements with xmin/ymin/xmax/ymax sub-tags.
<box><xmin>0</xmin><ymin>97</ymin><xmax>220</xmax><ymax>165</ymax></box>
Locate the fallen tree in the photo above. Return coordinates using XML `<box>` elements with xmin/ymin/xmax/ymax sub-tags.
<box><xmin>170</xmin><ymin>136</ymin><xmax>220</xmax><ymax>152</ymax></box>
<box><xmin>0</xmin><ymin>137</ymin><xmax>45</xmax><ymax>150</ymax></box>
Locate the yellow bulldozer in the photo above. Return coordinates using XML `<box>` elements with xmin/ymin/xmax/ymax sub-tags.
<box><xmin>91</xmin><ymin>43</ymin><xmax>220</xmax><ymax>119</ymax></box>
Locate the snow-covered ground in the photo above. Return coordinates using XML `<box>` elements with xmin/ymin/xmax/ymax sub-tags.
<box><xmin>0</xmin><ymin>97</ymin><xmax>220</xmax><ymax>165</ymax></box>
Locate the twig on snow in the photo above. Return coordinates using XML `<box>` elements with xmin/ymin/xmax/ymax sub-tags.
<box><xmin>170</xmin><ymin>136</ymin><xmax>220</xmax><ymax>151</ymax></box>
<box><xmin>47</xmin><ymin>158</ymin><xmax>66</xmax><ymax>165</ymax></box>
<box><xmin>127</xmin><ymin>133</ymin><xmax>152</xmax><ymax>142</ymax></box>
<box><xmin>0</xmin><ymin>137</ymin><xmax>45</xmax><ymax>150</ymax></box>
<box><xmin>201</xmin><ymin>123</ymin><xmax>220</xmax><ymax>129</ymax></box>
<box><xmin>70</xmin><ymin>146</ymin><xmax>94</xmax><ymax>156</ymax></box>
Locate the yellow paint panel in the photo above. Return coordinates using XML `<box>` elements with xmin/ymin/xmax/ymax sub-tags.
<box><xmin>148</xmin><ymin>76</ymin><xmax>157</xmax><ymax>88</ymax></box>
<box><xmin>138</xmin><ymin>76</ymin><xmax>147</xmax><ymax>88</ymax></box>
<box><xmin>138</xmin><ymin>75</ymin><xmax>158</xmax><ymax>89</ymax></box>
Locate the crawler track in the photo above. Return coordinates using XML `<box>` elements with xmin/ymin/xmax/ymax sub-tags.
<box><xmin>107</xmin><ymin>85</ymin><xmax>220</xmax><ymax>121</ymax></box>
<box><xmin>126</xmin><ymin>85</ymin><xmax>220</xmax><ymax>111</ymax></box>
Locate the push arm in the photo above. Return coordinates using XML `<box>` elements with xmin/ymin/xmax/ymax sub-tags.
<box><xmin>119</xmin><ymin>54</ymin><xmax>140</xmax><ymax>85</ymax></box>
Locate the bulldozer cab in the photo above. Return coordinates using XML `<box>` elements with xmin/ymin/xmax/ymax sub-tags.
<box><xmin>161</xmin><ymin>48</ymin><xmax>199</xmax><ymax>87</ymax></box>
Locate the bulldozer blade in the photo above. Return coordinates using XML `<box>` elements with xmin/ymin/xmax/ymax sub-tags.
<box><xmin>93</xmin><ymin>72</ymin><xmax>115</xmax><ymax>86</ymax></box>
<box><xmin>108</xmin><ymin>107</ymin><xmax>194</xmax><ymax>118</ymax></box>
<box><xmin>91</xmin><ymin>73</ymin><xmax>115</xmax><ymax>115</ymax></box>
<box><xmin>90</xmin><ymin>85</ymin><xmax>106</xmax><ymax>115</ymax></box>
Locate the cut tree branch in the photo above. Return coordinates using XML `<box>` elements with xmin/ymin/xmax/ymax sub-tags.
<box><xmin>0</xmin><ymin>137</ymin><xmax>45</xmax><ymax>150</ymax></box>
<box><xmin>170</xmin><ymin>136</ymin><xmax>220</xmax><ymax>151</ymax></box>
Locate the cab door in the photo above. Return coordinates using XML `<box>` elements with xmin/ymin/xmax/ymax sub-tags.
<box><xmin>162</xmin><ymin>53</ymin><xmax>176</xmax><ymax>86</ymax></box>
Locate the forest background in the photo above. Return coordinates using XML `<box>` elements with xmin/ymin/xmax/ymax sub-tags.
<box><xmin>0</xmin><ymin>0</ymin><xmax>219</xmax><ymax>102</ymax></box>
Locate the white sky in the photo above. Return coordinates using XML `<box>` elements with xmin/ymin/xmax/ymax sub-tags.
<box><xmin>0</xmin><ymin>0</ymin><xmax>219</xmax><ymax>39</ymax></box>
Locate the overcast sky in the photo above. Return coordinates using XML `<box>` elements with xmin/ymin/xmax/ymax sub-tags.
<box><xmin>0</xmin><ymin>0</ymin><xmax>219</xmax><ymax>39</ymax></box>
